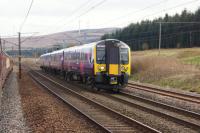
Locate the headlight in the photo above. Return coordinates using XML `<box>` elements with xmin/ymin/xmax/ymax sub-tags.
<box><xmin>121</xmin><ymin>66</ymin><xmax>128</xmax><ymax>71</ymax></box>
<box><xmin>98</xmin><ymin>66</ymin><xmax>105</xmax><ymax>71</ymax></box>
<box><xmin>121</xmin><ymin>66</ymin><xmax>125</xmax><ymax>71</ymax></box>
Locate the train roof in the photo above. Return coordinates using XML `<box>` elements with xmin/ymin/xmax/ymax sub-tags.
<box><xmin>51</xmin><ymin>49</ymin><xmax>64</xmax><ymax>54</ymax></box>
<box><xmin>96</xmin><ymin>39</ymin><xmax>129</xmax><ymax>48</ymax></box>
<box><xmin>40</xmin><ymin>53</ymin><xmax>50</xmax><ymax>57</ymax></box>
<box><xmin>40</xmin><ymin>39</ymin><xmax>129</xmax><ymax>57</ymax></box>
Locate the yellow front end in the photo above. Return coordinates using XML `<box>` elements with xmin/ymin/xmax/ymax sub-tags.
<box><xmin>93</xmin><ymin>40</ymin><xmax>131</xmax><ymax>91</ymax></box>
<box><xmin>94</xmin><ymin>46</ymin><xmax>131</xmax><ymax>76</ymax></box>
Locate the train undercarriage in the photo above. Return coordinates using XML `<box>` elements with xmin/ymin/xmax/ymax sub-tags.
<box><xmin>40</xmin><ymin>66</ymin><xmax>128</xmax><ymax>92</ymax></box>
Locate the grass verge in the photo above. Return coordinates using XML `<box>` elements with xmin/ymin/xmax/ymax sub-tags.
<box><xmin>131</xmin><ymin>48</ymin><xmax>200</xmax><ymax>93</ymax></box>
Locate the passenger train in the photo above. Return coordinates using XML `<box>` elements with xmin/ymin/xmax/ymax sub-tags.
<box><xmin>39</xmin><ymin>39</ymin><xmax>131</xmax><ymax>92</ymax></box>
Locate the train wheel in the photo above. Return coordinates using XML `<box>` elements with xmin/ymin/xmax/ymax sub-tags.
<box><xmin>65</xmin><ymin>73</ymin><xmax>70</xmax><ymax>82</ymax></box>
<box><xmin>54</xmin><ymin>69</ymin><xmax>57</xmax><ymax>75</ymax></box>
<box><xmin>62</xmin><ymin>71</ymin><xmax>66</xmax><ymax>79</ymax></box>
<box><xmin>86</xmin><ymin>77</ymin><xmax>94</xmax><ymax>89</ymax></box>
<box><xmin>64</xmin><ymin>72</ymin><xmax>67</xmax><ymax>80</ymax></box>
<box><xmin>80</xmin><ymin>76</ymin><xmax>86</xmax><ymax>84</ymax></box>
<box><xmin>82</xmin><ymin>76</ymin><xmax>86</xmax><ymax>84</ymax></box>
<box><xmin>95</xmin><ymin>87</ymin><xmax>101</xmax><ymax>91</ymax></box>
<box><xmin>83</xmin><ymin>76</ymin><xmax>88</xmax><ymax>89</ymax></box>
<box><xmin>113</xmin><ymin>87</ymin><xmax>120</xmax><ymax>93</ymax></box>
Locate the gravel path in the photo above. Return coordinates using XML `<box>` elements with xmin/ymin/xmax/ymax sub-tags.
<box><xmin>0</xmin><ymin>72</ymin><xmax>29</xmax><ymax>133</ymax></box>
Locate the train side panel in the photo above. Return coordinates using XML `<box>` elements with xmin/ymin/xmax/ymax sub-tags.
<box><xmin>63</xmin><ymin>44</ymin><xmax>95</xmax><ymax>77</ymax></box>
<box><xmin>0</xmin><ymin>52</ymin><xmax>13</xmax><ymax>90</ymax></box>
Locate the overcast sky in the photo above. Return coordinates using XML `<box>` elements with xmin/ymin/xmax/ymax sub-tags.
<box><xmin>0</xmin><ymin>0</ymin><xmax>199</xmax><ymax>36</ymax></box>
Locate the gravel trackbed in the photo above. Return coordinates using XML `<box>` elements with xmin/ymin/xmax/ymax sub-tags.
<box><xmin>0</xmin><ymin>72</ymin><xmax>29</xmax><ymax>133</ymax></box>
<box><xmin>19</xmin><ymin>69</ymin><xmax>103</xmax><ymax>132</ymax></box>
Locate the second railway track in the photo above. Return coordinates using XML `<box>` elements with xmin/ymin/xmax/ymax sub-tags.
<box><xmin>128</xmin><ymin>82</ymin><xmax>200</xmax><ymax>104</ymax></box>
<box><xmin>29</xmin><ymin>70</ymin><xmax>160</xmax><ymax>133</ymax></box>
<box><xmin>108</xmin><ymin>92</ymin><xmax>200</xmax><ymax>131</ymax></box>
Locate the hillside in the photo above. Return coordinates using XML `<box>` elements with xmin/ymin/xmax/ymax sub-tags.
<box><xmin>4</xmin><ymin>28</ymin><xmax>118</xmax><ymax>50</ymax></box>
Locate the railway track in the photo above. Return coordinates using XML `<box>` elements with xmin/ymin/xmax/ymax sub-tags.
<box><xmin>33</xmin><ymin>69</ymin><xmax>200</xmax><ymax>132</ymax></box>
<box><xmin>29</xmin><ymin>70</ymin><xmax>160</xmax><ymax>133</ymax></box>
<box><xmin>128</xmin><ymin>82</ymin><xmax>200</xmax><ymax>104</ymax></box>
<box><xmin>107</xmin><ymin>92</ymin><xmax>200</xmax><ymax>131</ymax></box>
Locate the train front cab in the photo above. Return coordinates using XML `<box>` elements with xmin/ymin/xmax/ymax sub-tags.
<box><xmin>94</xmin><ymin>39</ymin><xmax>131</xmax><ymax>91</ymax></box>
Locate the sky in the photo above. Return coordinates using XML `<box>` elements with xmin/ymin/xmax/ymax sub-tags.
<box><xmin>0</xmin><ymin>0</ymin><xmax>199</xmax><ymax>36</ymax></box>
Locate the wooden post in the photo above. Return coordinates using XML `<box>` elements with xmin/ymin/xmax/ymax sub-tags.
<box><xmin>158</xmin><ymin>22</ymin><xmax>162</xmax><ymax>55</ymax></box>
<box><xmin>18</xmin><ymin>32</ymin><xmax>21</xmax><ymax>79</ymax></box>
<box><xmin>0</xmin><ymin>37</ymin><xmax>2</xmax><ymax>53</ymax></box>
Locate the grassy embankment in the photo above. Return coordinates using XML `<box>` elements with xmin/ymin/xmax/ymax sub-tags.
<box><xmin>131</xmin><ymin>48</ymin><xmax>200</xmax><ymax>93</ymax></box>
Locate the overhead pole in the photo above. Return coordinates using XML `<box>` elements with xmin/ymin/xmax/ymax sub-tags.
<box><xmin>34</xmin><ymin>48</ymin><xmax>37</xmax><ymax>63</ymax></box>
<box><xmin>12</xmin><ymin>46</ymin><xmax>14</xmax><ymax>57</ymax></box>
<box><xmin>190</xmin><ymin>31</ymin><xmax>192</xmax><ymax>47</ymax></box>
<box><xmin>0</xmin><ymin>36</ymin><xmax>2</xmax><ymax>53</ymax></box>
<box><xmin>158</xmin><ymin>22</ymin><xmax>162</xmax><ymax>55</ymax></box>
<box><xmin>0</xmin><ymin>36</ymin><xmax>2</xmax><ymax>77</ymax></box>
<box><xmin>156</xmin><ymin>21</ymin><xmax>200</xmax><ymax>55</ymax></box>
<box><xmin>3</xmin><ymin>40</ymin><xmax>5</xmax><ymax>51</ymax></box>
<box><xmin>18</xmin><ymin>32</ymin><xmax>21</xmax><ymax>79</ymax></box>
<box><xmin>78</xmin><ymin>19</ymin><xmax>81</xmax><ymax>35</ymax></box>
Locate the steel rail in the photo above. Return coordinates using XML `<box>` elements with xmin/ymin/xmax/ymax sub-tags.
<box><xmin>103</xmin><ymin>92</ymin><xmax>200</xmax><ymax>131</ymax></box>
<box><xmin>128</xmin><ymin>83</ymin><xmax>200</xmax><ymax>104</ymax></box>
<box><xmin>34</xmin><ymin>69</ymin><xmax>200</xmax><ymax>131</ymax></box>
<box><xmin>29</xmin><ymin>70</ymin><xmax>160</xmax><ymax>133</ymax></box>
<box><xmin>29</xmin><ymin>71</ymin><xmax>111</xmax><ymax>133</ymax></box>
<box><xmin>121</xmin><ymin>92</ymin><xmax>200</xmax><ymax>119</ymax></box>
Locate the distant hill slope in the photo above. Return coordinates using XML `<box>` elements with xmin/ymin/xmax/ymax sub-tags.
<box><xmin>4</xmin><ymin>28</ymin><xmax>118</xmax><ymax>50</ymax></box>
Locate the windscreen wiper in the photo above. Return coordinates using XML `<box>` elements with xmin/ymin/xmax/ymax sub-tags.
<box><xmin>99</xmin><ymin>54</ymin><xmax>105</xmax><ymax>64</ymax></box>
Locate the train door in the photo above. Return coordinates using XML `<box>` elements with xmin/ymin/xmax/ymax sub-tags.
<box><xmin>105</xmin><ymin>40</ymin><xmax>120</xmax><ymax>75</ymax></box>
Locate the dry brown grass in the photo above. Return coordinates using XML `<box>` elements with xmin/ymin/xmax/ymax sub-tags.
<box><xmin>21</xmin><ymin>58</ymin><xmax>40</xmax><ymax>67</ymax></box>
<box><xmin>130</xmin><ymin>48</ymin><xmax>200</xmax><ymax>93</ymax></box>
<box><xmin>177</xmin><ymin>50</ymin><xmax>200</xmax><ymax>59</ymax></box>
<box><xmin>131</xmin><ymin>56</ymin><xmax>198</xmax><ymax>81</ymax></box>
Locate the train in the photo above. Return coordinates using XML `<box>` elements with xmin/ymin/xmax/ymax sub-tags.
<box><xmin>39</xmin><ymin>39</ymin><xmax>131</xmax><ymax>92</ymax></box>
<box><xmin>0</xmin><ymin>51</ymin><xmax>13</xmax><ymax>90</ymax></box>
